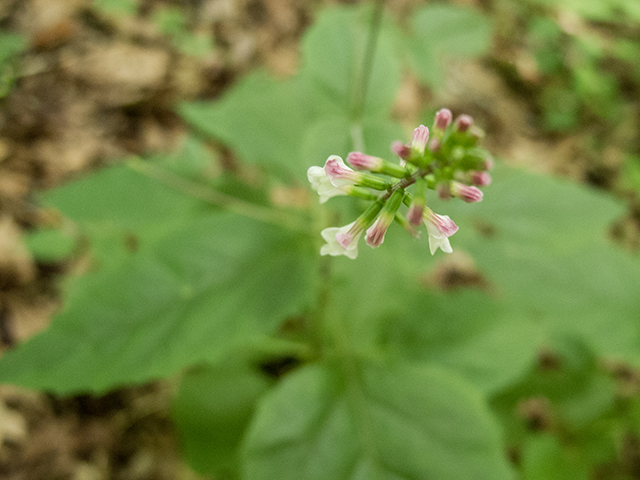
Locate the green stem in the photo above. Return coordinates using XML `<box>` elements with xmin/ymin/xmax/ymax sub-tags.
<box><xmin>350</xmin><ymin>0</ymin><xmax>387</xmax><ymax>122</ymax></box>
<box><xmin>127</xmin><ymin>158</ymin><xmax>310</xmax><ymax>233</ymax></box>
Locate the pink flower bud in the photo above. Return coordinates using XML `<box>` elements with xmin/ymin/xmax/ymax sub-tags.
<box><xmin>433</xmin><ymin>108</ymin><xmax>452</xmax><ymax>130</ymax></box>
<box><xmin>391</xmin><ymin>141</ymin><xmax>410</xmax><ymax>159</ymax></box>
<box><xmin>450</xmin><ymin>181</ymin><xmax>483</xmax><ymax>203</ymax></box>
<box><xmin>411</xmin><ymin>125</ymin><xmax>429</xmax><ymax>157</ymax></box>
<box><xmin>428</xmin><ymin>138</ymin><xmax>441</xmax><ymax>152</ymax></box>
<box><xmin>407</xmin><ymin>203</ymin><xmax>425</xmax><ymax>226</ymax></box>
<box><xmin>454</xmin><ymin>114</ymin><xmax>473</xmax><ymax>133</ymax></box>
<box><xmin>470</xmin><ymin>171</ymin><xmax>492</xmax><ymax>187</ymax></box>
<box><xmin>347</xmin><ymin>152</ymin><xmax>383</xmax><ymax>171</ymax></box>
<box><xmin>437</xmin><ymin>181</ymin><xmax>451</xmax><ymax>200</ymax></box>
<box><xmin>365</xmin><ymin>214</ymin><xmax>391</xmax><ymax>248</ymax></box>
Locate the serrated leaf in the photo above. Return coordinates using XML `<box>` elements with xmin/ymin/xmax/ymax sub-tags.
<box><xmin>409</xmin><ymin>5</ymin><xmax>492</xmax><ymax>86</ymax></box>
<box><xmin>242</xmin><ymin>360</ymin><xmax>513</xmax><ymax>480</ymax></box>
<box><xmin>0</xmin><ymin>213</ymin><xmax>314</xmax><ymax>393</ymax></box>
<box><xmin>173</xmin><ymin>357</ymin><xmax>272</xmax><ymax>477</ymax></box>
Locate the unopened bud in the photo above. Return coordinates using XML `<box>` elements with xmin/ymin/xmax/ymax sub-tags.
<box><xmin>450</xmin><ymin>181</ymin><xmax>483</xmax><ymax>203</ymax></box>
<box><xmin>365</xmin><ymin>190</ymin><xmax>404</xmax><ymax>248</ymax></box>
<box><xmin>437</xmin><ymin>181</ymin><xmax>451</xmax><ymax>200</ymax></box>
<box><xmin>454</xmin><ymin>114</ymin><xmax>473</xmax><ymax>133</ymax></box>
<box><xmin>347</xmin><ymin>152</ymin><xmax>383</xmax><ymax>171</ymax></box>
<box><xmin>470</xmin><ymin>171</ymin><xmax>492</xmax><ymax>187</ymax></box>
<box><xmin>391</xmin><ymin>141</ymin><xmax>410</xmax><ymax>160</ymax></box>
<box><xmin>410</xmin><ymin>125</ymin><xmax>429</xmax><ymax>158</ymax></box>
<box><xmin>433</xmin><ymin>108</ymin><xmax>453</xmax><ymax>131</ymax></box>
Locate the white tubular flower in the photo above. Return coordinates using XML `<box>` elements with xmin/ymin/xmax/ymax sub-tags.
<box><xmin>307</xmin><ymin>166</ymin><xmax>347</xmax><ymax>203</ymax></box>
<box><xmin>423</xmin><ymin>209</ymin><xmax>458</xmax><ymax>255</ymax></box>
<box><xmin>426</xmin><ymin>222</ymin><xmax>453</xmax><ymax>255</ymax></box>
<box><xmin>320</xmin><ymin>221</ymin><xmax>363</xmax><ymax>259</ymax></box>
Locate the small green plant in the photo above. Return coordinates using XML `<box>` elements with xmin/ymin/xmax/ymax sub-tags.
<box><xmin>4</xmin><ymin>2</ymin><xmax>640</xmax><ymax>479</ymax></box>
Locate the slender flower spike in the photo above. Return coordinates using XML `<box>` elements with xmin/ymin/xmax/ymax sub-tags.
<box><xmin>307</xmin><ymin>166</ymin><xmax>348</xmax><ymax>203</ymax></box>
<box><xmin>365</xmin><ymin>190</ymin><xmax>404</xmax><ymax>248</ymax></box>
<box><xmin>410</xmin><ymin>125</ymin><xmax>429</xmax><ymax>158</ymax></box>
<box><xmin>450</xmin><ymin>181</ymin><xmax>484</xmax><ymax>203</ymax></box>
<box><xmin>423</xmin><ymin>208</ymin><xmax>458</xmax><ymax>255</ymax></box>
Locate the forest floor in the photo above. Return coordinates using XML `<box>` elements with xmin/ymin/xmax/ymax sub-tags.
<box><xmin>0</xmin><ymin>0</ymin><xmax>637</xmax><ymax>479</ymax></box>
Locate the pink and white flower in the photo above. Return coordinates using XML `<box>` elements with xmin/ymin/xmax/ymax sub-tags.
<box><xmin>324</xmin><ymin>155</ymin><xmax>360</xmax><ymax>187</ymax></box>
<box><xmin>307</xmin><ymin>166</ymin><xmax>347</xmax><ymax>203</ymax></box>
<box><xmin>320</xmin><ymin>221</ymin><xmax>363</xmax><ymax>259</ymax></box>
<box><xmin>423</xmin><ymin>209</ymin><xmax>458</xmax><ymax>255</ymax></box>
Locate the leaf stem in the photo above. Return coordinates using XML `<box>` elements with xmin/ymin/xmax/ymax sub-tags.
<box><xmin>127</xmin><ymin>158</ymin><xmax>311</xmax><ymax>233</ymax></box>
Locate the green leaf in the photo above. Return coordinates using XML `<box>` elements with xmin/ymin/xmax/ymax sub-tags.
<box><xmin>242</xmin><ymin>360</ymin><xmax>513</xmax><ymax>480</ymax></box>
<box><xmin>0</xmin><ymin>213</ymin><xmax>314</xmax><ymax>393</ymax></box>
<box><xmin>381</xmin><ymin>289</ymin><xmax>541</xmax><ymax>395</ymax></box>
<box><xmin>173</xmin><ymin>357</ymin><xmax>272</xmax><ymax>477</ymax></box>
<box><xmin>150</xmin><ymin>135</ymin><xmax>220</xmax><ymax>179</ymax></box>
<box><xmin>300</xmin><ymin>6</ymin><xmax>402</xmax><ymax>116</ymax></box>
<box><xmin>0</xmin><ymin>33</ymin><xmax>26</xmax><ymax>67</ymax></box>
<box><xmin>409</xmin><ymin>5</ymin><xmax>492</xmax><ymax>86</ymax></box>
<box><xmin>24</xmin><ymin>228</ymin><xmax>76</xmax><ymax>262</ymax></box>
<box><xmin>39</xmin><ymin>163</ymin><xmax>206</xmax><ymax>268</ymax></box>
<box><xmin>427</xmin><ymin>165</ymin><xmax>640</xmax><ymax>365</ymax></box>
<box><xmin>522</xmin><ymin>434</ymin><xmax>590</xmax><ymax>480</ymax></box>
<box><xmin>179</xmin><ymin>73</ymin><xmax>327</xmax><ymax>180</ymax></box>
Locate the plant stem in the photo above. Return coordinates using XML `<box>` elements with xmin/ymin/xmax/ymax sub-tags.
<box><xmin>381</xmin><ymin>167</ymin><xmax>431</xmax><ymax>201</ymax></box>
<box><xmin>350</xmin><ymin>0</ymin><xmax>387</xmax><ymax>122</ymax></box>
<box><xmin>313</xmin><ymin>1</ymin><xmax>387</xmax><ymax>357</ymax></box>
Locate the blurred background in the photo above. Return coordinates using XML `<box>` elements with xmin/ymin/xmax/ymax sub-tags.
<box><xmin>1</xmin><ymin>0</ymin><xmax>640</xmax><ymax>479</ymax></box>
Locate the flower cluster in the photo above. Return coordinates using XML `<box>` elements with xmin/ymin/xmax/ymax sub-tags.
<box><xmin>307</xmin><ymin>109</ymin><xmax>494</xmax><ymax>259</ymax></box>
